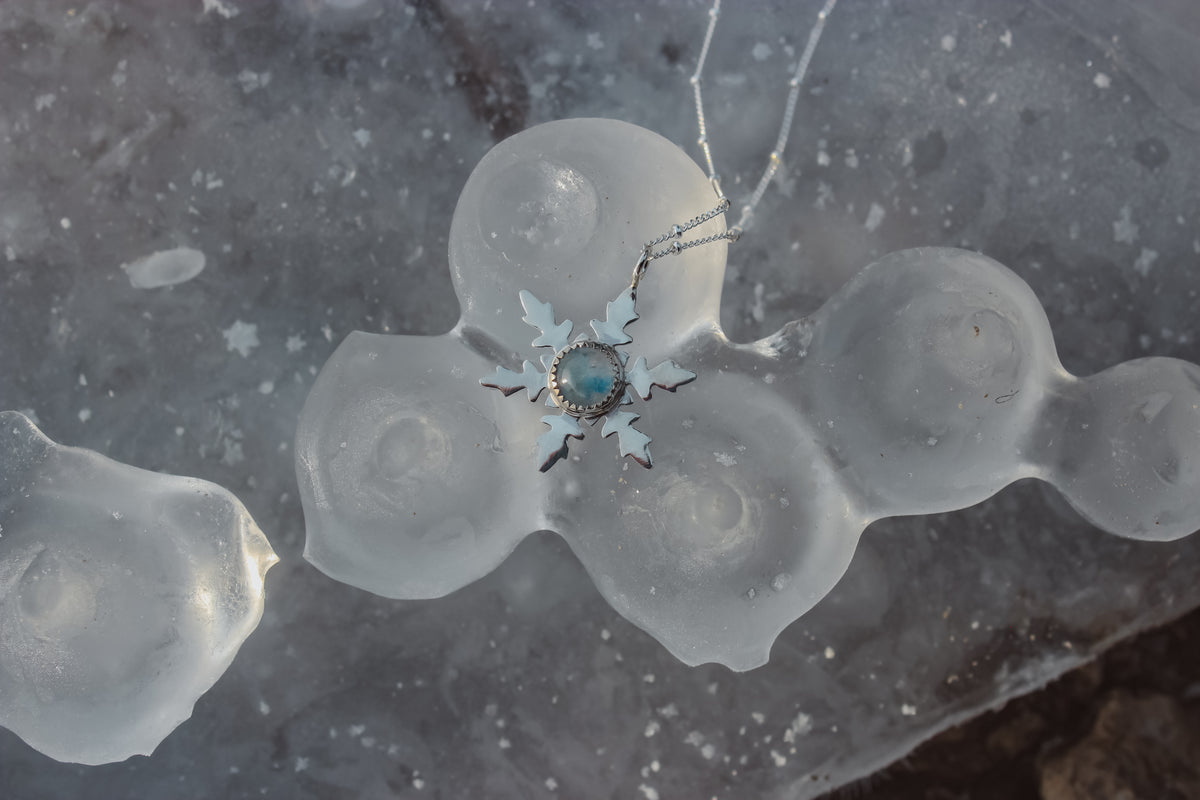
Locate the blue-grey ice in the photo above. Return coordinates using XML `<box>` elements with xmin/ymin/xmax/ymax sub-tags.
<box><xmin>0</xmin><ymin>411</ymin><xmax>277</xmax><ymax>764</ymax></box>
<box><xmin>296</xmin><ymin>119</ymin><xmax>1200</xmax><ymax>671</ymax></box>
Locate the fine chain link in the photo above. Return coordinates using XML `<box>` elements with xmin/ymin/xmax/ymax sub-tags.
<box><xmin>633</xmin><ymin>0</ymin><xmax>838</xmax><ymax>293</ymax></box>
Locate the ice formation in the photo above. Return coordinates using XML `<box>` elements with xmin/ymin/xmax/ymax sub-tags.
<box><xmin>120</xmin><ymin>247</ymin><xmax>206</xmax><ymax>289</ymax></box>
<box><xmin>296</xmin><ymin>118</ymin><xmax>1200</xmax><ymax>671</ymax></box>
<box><xmin>0</xmin><ymin>411</ymin><xmax>277</xmax><ymax>764</ymax></box>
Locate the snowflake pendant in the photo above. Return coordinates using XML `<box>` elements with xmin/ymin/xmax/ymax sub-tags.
<box><xmin>481</xmin><ymin>288</ymin><xmax>696</xmax><ymax>471</ymax></box>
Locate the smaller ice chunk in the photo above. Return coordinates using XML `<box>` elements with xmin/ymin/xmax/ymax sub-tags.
<box><xmin>121</xmin><ymin>247</ymin><xmax>206</xmax><ymax>289</ymax></box>
<box><xmin>0</xmin><ymin>411</ymin><xmax>277</xmax><ymax>765</ymax></box>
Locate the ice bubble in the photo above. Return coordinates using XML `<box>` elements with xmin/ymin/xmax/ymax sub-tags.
<box><xmin>297</xmin><ymin>118</ymin><xmax>1200</xmax><ymax>671</ymax></box>
<box><xmin>120</xmin><ymin>246</ymin><xmax>206</xmax><ymax>289</ymax></box>
<box><xmin>0</xmin><ymin>411</ymin><xmax>277</xmax><ymax>764</ymax></box>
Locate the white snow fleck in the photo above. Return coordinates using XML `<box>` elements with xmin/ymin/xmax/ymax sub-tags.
<box><xmin>412</xmin><ymin>777</ymin><xmax>425</xmax><ymax>790</ymax></box>
<box><xmin>121</xmin><ymin>247</ymin><xmax>206</xmax><ymax>289</ymax></box>
<box><xmin>201</xmin><ymin>0</ymin><xmax>239</xmax><ymax>18</ymax></box>
<box><xmin>844</xmin><ymin>149</ymin><xmax>859</xmax><ymax>168</ymax></box>
<box><xmin>770</xmin><ymin>749</ymin><xmax>787</xmax><ymax>767</ymax></box>
<box><xmin>586</xmin><ymin>32</ymin><xmax>604</xmax><ymax>50</ymax></box>
<box><xmin>236</xmin><ymin>69</ymin><xmax>271</xmax><ymax>93</ymax></box>
<box><xmin>544</xmin><ymin>777</ymin><xmax>558</xmax><ymax>791</ymax></box>
<box><xmin>783</xmin><ymin>712</ymin><xmax>813</xmax><ymax>743</ymax></box>
<box><xmin>1133</xmin><ymin>248</ymin><xmax>1158</xmax><ymax>277</ymax></box>
<box><xmin>5</xmin><ymin>245</ymin><xmax>15</xmax><ymax>262</ymax></box>
<box><xmin>1000</xmin><ymin>30</ymin><xmax>1012</xmax><ymax>48</ymax></box>
<box><xmin>771</xmin><ymin>573</ymin><xmax>789</xmax><ymax>591</ymax></box>
<box><xmin>644</xmin><ymin>720</ymin><xmax>660</xmax><ymax>738</ymax></box>
<box><xmin>498</xmin><ymin>737</ymin><xmax>511</xmax><ymax>749</ymax></box>
<box><xmin>258</xmin><ymin>380</ymin><xmax>275</xmax><ymax>395</ymax></box>
<box><xmin>35</xmin><ymin>93</ymin><xmax>56</xmax><ymax>112</ymax></box>
<box><xmin>751</xmin><ymin>712</ymin><xmax>766</xmax><ymax>725</ymax></box>
<box><xmin>657</xmin><ymin>703</ymin><xmax>679</xmax><ymax>718</ymax></box>
<box><xmin>752</xmin><ymin>42</ymin><xmax>773</xmax><ymax>62</ymax></box>
<box><xmin>294</xmin><ymin>757</ymin><xmax>309</xmax><ymax>773</ymax></box>
<box><xmin>1094</xmin><ymin>72</ymin><xmax>1112</xmax><ymax>89</ymax></box>
<box><xmin>353</xmin><ymin>128</ymin><xmax>372</xmax><ymax>148</ymax></box>
<box><xmin>348</xmin><ymin>724</ymin><xmax>366</xmax><ymax>737</ymax></box>
<box><xmin>1113</xmin><ymin>205</ymin><xmax>1139</xmax><ymax>244</ymax></box>
<box><xmin>750</xmin><ymin>282</ymin><xmax>766</xmax><ymax>323</ymax></box>
<box><xmin>59</xmin><ymin>217</ymin><xmax>71</xmax><ymax>230</ymax></box>
<box><xmin>223</xmin><ymin>320</ymin><xmax>260</xmax><ymax>357</ymax></box>
<box><xmin>700</xmin><ymin>743</ymin><xmax>716</xmax><ymax>760</ymax></box>
<box><xmin>817</xmin><ymin>149</ymin><xmax>831</xmax><ymax>167</ymax></box>
<box><xmin>824</xmin><ymin>646</ymin><xmax>835</xmax><ymax>660</ymax></box>
<box><xmin>285</xmin><ymin>334</ymin><xmax>306</xmax><ymax>353</ymax></box>
<box><xmin>714</xmin><ymin>451</ymin><xmax>738</xmax><ymax>467</ymax></box>
<box><xmin>78</xmin><ymin>408</ymin><xmax>92</xmax><ymax>423</ymax></box>
<box><xmin>321</xmin><ymin>323</ymin><xmax>333</xmax><ymax>342</ymax></box>
<box><xmin>637</xmin><ymin>785</ymin><xmax>660</xmax><ymax>800</ymax></box>
<box><xmin>864</xmin><ymin>202</ymin><xmax>886</xmax><ymax>232</ymax></box>
<box><xmin>258</xmin><ymin>700</ymin><xmax>271</xmax><ymax>715</ymax></box>
<box><xmin>901</xmin><ymin>703</ymin><xmax>917</xmax><ymax>716</ymax></box>
<box><xmin>940</xmin><ymin>34</ymin><xmax>957</xmax><ymax>53</ymax></box>
<box><xmin>78</xmin><ymin>373</ymin><xmax>87</xmax><ymax>386</ymax></box>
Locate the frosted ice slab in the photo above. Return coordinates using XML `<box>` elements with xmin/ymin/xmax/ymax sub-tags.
<box><xmin>0</xmin><ymin>412</ymin><xmax>277</xmax><ymax>765</ymax></box>
<box><xmin>297</xmin><ymin>119</ymin><xmax>1200</xmax><ymax>671</ymax></box>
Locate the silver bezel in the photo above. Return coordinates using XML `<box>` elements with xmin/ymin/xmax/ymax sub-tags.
<box><xmin>548</xmin><ymin>340</ymin><xmax>625</xmax><ymax>418</ymax></box>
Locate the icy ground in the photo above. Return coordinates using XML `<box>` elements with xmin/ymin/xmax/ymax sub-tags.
<box><xmin>1</xmin><ymin>0</ymin><xmax>1199</xmax><ymax>797</ymax></box>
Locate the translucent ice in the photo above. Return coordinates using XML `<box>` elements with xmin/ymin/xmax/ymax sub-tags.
<box><xmin>0</xmin><ymin>412</ymin><xmax>277</xmax><ymax>764</ymax></box>
<box><xmin>296</xmin><ymin>118</ymin><xmax>1200</xmax><ymax>671</ymax></box>
<box><xmin>120</xmin><ymin>246</ymin><xmax>206</xmax><ymax>289</ymax></box>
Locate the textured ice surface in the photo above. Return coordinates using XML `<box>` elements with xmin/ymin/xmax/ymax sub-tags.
<box><xmin>0</xmin><ymin>412</ymin><xmax>277</xmax><ymax>764</ymax></box>
<box><xmin>298</xmin><ymin>118</ymin><xmax>1200</xmax><ymax>671</ymax></box>
<box><xmin>4</xmin><ymin>0</ymin><xmax>1200</xmax><ymax>797</ymax></box>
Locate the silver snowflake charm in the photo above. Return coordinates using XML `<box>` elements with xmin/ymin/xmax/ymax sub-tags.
<box><xmin>481</xmin><ymin>288</ymin><xmax>696</xmax><ymax>471</ymax></box>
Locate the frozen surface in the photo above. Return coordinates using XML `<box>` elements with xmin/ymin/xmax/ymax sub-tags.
<box><xmin>2</xmin><ymin>0</ymin><xmax>1200</xmax><ymax>797</ymax></box>
<box><xmin>298</xmin><ymin>118</ymin><xmax>1200</xmax><ymax>671</ymax></box>
<box><xmin>0</xmin><ymin>412</ymin><xmax>276</xmax><ymax>764</ymax></box>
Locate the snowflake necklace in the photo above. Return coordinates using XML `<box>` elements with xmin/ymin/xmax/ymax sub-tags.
<box><xmin>481</xmin><ymin>0</ymin><xmax>839</xmax><ymax>471</ymax></box>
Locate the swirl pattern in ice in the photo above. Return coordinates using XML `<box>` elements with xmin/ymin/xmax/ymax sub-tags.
<box><xmin>295</xmin><ymin>118</ymin><xmax>1200</xmax><ymax>671</ymax></box>
<box><xmin>0</xmin><ymin>412</ymin><xmax>277</xmax><ymax>764</ymax></box>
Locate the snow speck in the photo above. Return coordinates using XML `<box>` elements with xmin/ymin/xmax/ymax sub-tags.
<box><xmin>816</xmin><ymin>149</ymin><xmax>831</xmax><ymax>167</ymax></box>
<box><xmin>258</xmin><ymin>700</ymin><xmax>271</xmax><ymax>716</ymax></box>
<box><xmin>1000</xmin><ymin>30</ymin><xmax>1013</xmax><ymax>48</ymax></box>
<box><xmin>544</xmin><ymin>777</ymin><xmax>558</xmax><ymax>791</ymax></box>
<box><xmin>59</xmin><ymin>217</ymin><xmax>71</xmax><ymax>230</ymax></box>
<box><xmin>285</xmin><ymin>334</ymin><xmax>306</xmax><ymax>353</ymax></box>
<box><xmin>844</xmin><ymin>149</ymin><xmax>859</xmax><ymax>169</ymax></box>
<box><xmin>498</xmin><ymin>737</ymin><xmax>511</xmax><ymax>750</ymax></box>
<box><xmin>644</xmin><ymin>720</ymin><xmax>661</xmax><ymax>738</ymax></box>
<box><xmin>600</xmin><ymin>628</ymin><xmax>611</xmax><ymax>641</ymax></box>
<box><xmin>824</xmin><ymin>646</ymin><xmax>836</xmax><ymax>660</ymax></box>
<box><xmin>751</xmin><ymin>712</ymin><xmax>766</xmax><ymax>725</ymax></box>
<box><xmin>412</xmin><ymin>777</ymin><xmax>425</xmax><ymax>790</ymax></box>
<box><xmin>783</xmin><ymin>712</ymin><xmax>813</xmax><ymax>743</ymax></box>
<box><xmin>771</xmin><ymin>573</ymin><xmax>789</xmax><ymax>591</ymax></box>
<box><xmin>258</xmin><ymin>380</ymin><xmax>275</xmax><ymax>395</ymax></box>
<box><xmin>752</xmin><ymin>42</ymin><xmax>773</xmax><ymax>62</ymax></box>
<box><xmin>901</xmin><ymin>703</ymin><xmax>917</xmax><ymax>716</ymax></box>
<box><xmin>78</xmin><ymin>408</ymin><xmax>92</xmax><ymax>423</ymax></box>
<box><xmin>122</xmin><ymin>247</ymin><xmax>206</xmax><ymax>288</ymax></box>
<box><xmin>236</xmin><ymin>69</ymin><xmax>271</xmax><ymax>93</ymax></box>
<box><xmin>1112</xmin><ymin>205</ymin><xmax>1139</xmax><ymax>244</ymax></box>
<box><xmin>294</xmin><ymin>757</ymin><xmax>309</xmax><ymax>773</ymax></box>
<box><xmin>940</xmin><ymin>34</ymin><xmax>957</xmax><ymax>53</ymax></box>
<box><xmin>223</xmin><ymin>320</ymin><xmax>260</xmax><ymax>357</ymax></box>
<box><xmin>770</xmin><ymin>749</ymin><xmax>787</xmax><ymax>767</ymax></box>
<box><xmin>714</xmin><ymin>451</ymin><xmax>738</xmax><ymax>467</ymax></box>
<box><xmin>750</xmin><ymin>282</ymin><xmax>766</xmax><ymax>323</ymax></box>
<box><xmin>35</xmin><ymin>93</ymin><xmax>56</xmax><ymax>112</ymax></box>
<box><xmin>638</xmin><ymin>785</ymin><xmax>660</xmax><ymax>800</ymax></box>
<box><xmin>353</xmin><ymin>128</ymin><xmax>372</xmax><ymax>148</ymax></box>
<box><xmin>1093</xmin><ymin>72</ymin><xmax>1112</xmax><ymax>89</ymax></box>
<box><xmin>864</xmin><ymin>202</ymin><xmax>886</xmax><ymax>232</ymax></box>
<box><xmin>586</xmin><ymin>32</ymin><xmax>604</xmax><ymax>50</ymax></box>
<box><xmin>1133</xmin><ymin>248</ymin><xmax>1158</xmax><ymax>277</ymax></box>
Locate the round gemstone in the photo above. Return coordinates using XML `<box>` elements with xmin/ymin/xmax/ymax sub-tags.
<box><xmin>551</xmin><ymin>342</ymin><xmax>623</xmax><ymax>416</ymax></box>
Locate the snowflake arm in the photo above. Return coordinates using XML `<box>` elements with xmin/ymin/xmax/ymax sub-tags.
<box><xmin>481</xmin><ymin>360</ymin><xmax>545</xmax><ymax>401</ymax></box>
<box><xmin>520</xmin><ymin>290</ymin><xmax>572</xmax><ymax>351</ymax></box>
<box><xmin>626</xmin><ymin>356</ymin><xmax>697</xmax><ymax>400</ymax></box>
<box><xmin>601</xmin><ymin>410</ymin><xmax>652</xmax><ymax>468</ymax></box>
<box><xmin>537</xmin><ymin>414</ymin><xmax>584</xmax><ymax>472</ymax></box>
<box><xmin>589</xmin><ymin>287</ymin><xmax>637</xmax><ymax>346</ymax></box>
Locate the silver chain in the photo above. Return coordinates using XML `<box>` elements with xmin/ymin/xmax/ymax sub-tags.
<box><xmin>633</xmin><ymin>0</ymin><xmax>839</xmax><ymax>291</ymax></box>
